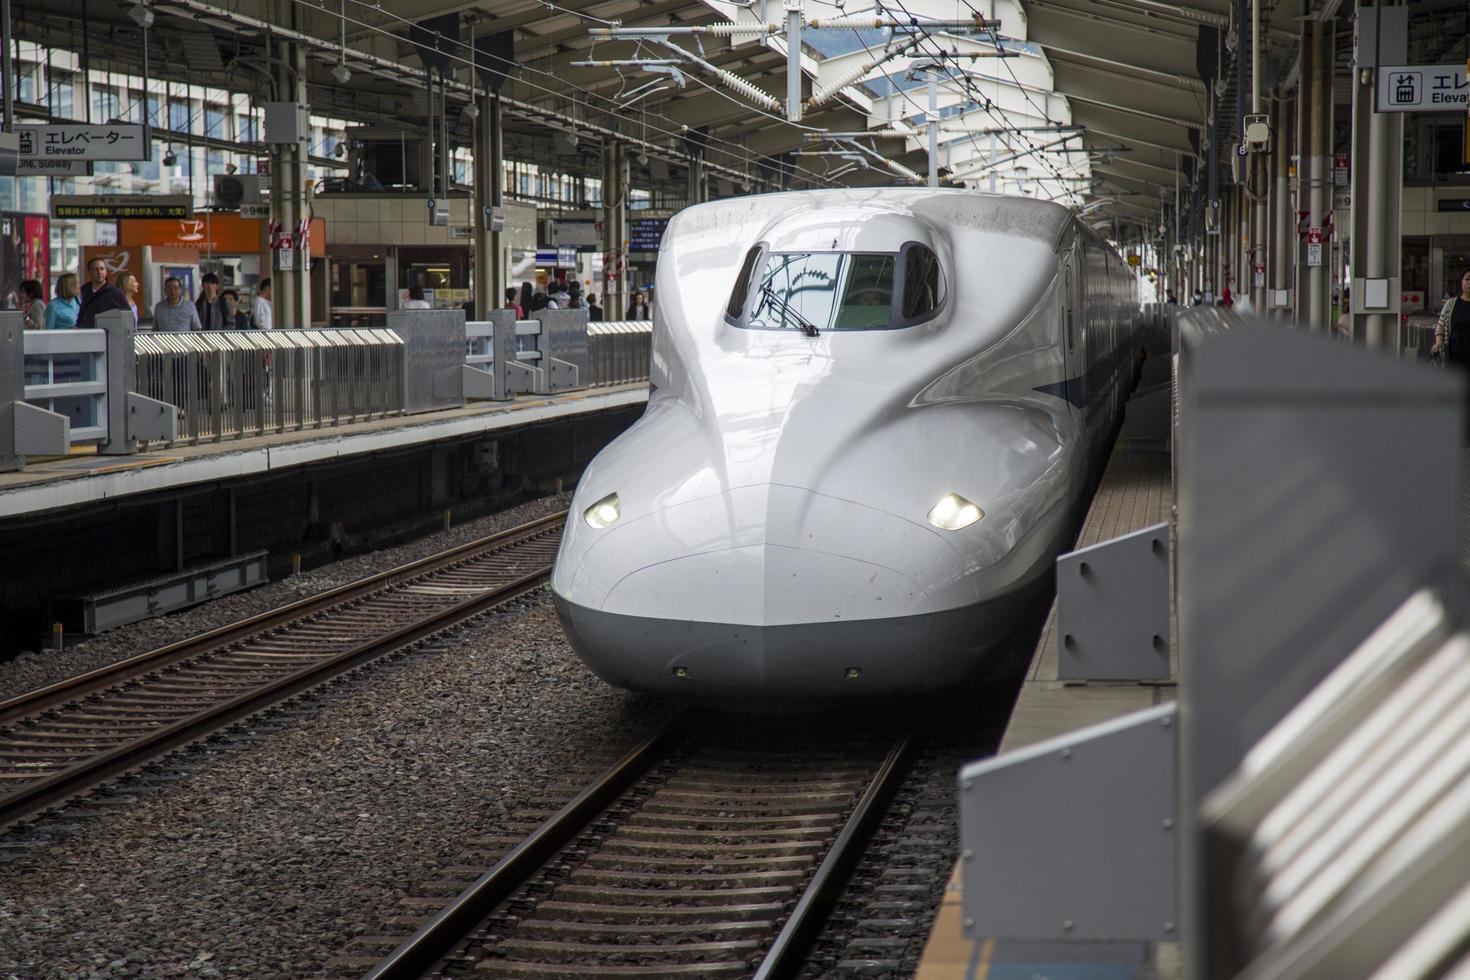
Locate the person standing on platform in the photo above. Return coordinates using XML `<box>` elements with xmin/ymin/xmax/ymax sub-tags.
<box><xmin>154</xmin><ymin>276</ymin><xmax>203</xmax><ymax>332</ymax></box>
<box><xmin>221</xmin><ymin>289</ymin><xmax>251</xmax><ymax>329</ymax></box>
<box><xmin>251</xmin><ymin>279</ymin><xmax>273</xmax><ymax>330</ymax></box>
<box><xmin>403</xmin><ymin>283</ymin><xmax>432</xmax><ymax>309</ymax></box>
<box><xmin>587</xmin><ymin>293</ymin><xmax>604</xmax><ymax>321</ymax></box>
<box><xmin>504</xmin><ymin>287</ymin><xmax>525</xmax><ymax>318</ymax></box>
<box><xmin>116</xmin><ymin>272</ymin><xmax>141</xmax><ymax>322</ymax></box>
<box><xmin>79</xmin><ymin>257</ymin><xmax>109</xmax><ymax>308</ymax></box>
<box><xmin>626</xmin><ymin>291</ymin><xmax>648</xmax><ymax>320</ymax></box>
<box><xmin>77</xmin><ymin>273</ymin><xmax>130</xmax><ymax>328</ymax></box>
<box><xmin>196</xmin><ymin>272</ymin><xmax>229</xmax><ymax>330</ymax></box>
<box><xmin>45</xmin><ymin>274</ymin><xmax>80</xmax><ymax>329</ymax></box>
<box><xmin>20</xmin><ymin>279</ymin><xmax>45</xmax><ymax>329</ymax></box>
<box><xmin>1433</xmin><ymin>268</ymin><xmax>1470</xmax><ymax>366</ymax></box>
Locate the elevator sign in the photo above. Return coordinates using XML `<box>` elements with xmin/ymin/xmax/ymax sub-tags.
<box><xmin>1376</xmin><ymin>65</ymin><xmax>1469</xmax><ymax>112</ymax></box>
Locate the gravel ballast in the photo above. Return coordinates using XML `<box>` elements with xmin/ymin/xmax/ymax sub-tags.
<box><xmin>0</xmin><ymin>590</ymin><xmax>670</xmax><ymax>979</ymax></box>
<box><xmin>0</xmin><ymin>493</ymin><xmax>572</xmax><ymax>704</ymax></box>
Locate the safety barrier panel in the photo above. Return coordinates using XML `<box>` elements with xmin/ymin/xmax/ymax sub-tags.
<box><xmin>959</xmin><ymin>310</ymin><xmax>1468</xmax><ymax>978</ymax></box>
<box><xmin>133</xmin><ymin>327</ymin><xmax>405</xmax><ymax>446</ymax></box>
<box><xmin>22</xmin><ymin>326</ymin><xmax>109</xmax><ymax>444</ymax></box>
<box><xmin>462</xmin><ymin>312</ymin><xmax>650</xmax><ymax>400</ymax></box>
<box><xmin>5</xmin><ymin>310</ymin><xmax>177</xmax><ymax>471</ymax></box>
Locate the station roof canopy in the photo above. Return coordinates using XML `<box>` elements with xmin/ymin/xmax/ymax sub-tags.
<box><xmin>14</xmin><ymin>0</ymin><xmax>1331</xmax><ymax>226</ymax></box>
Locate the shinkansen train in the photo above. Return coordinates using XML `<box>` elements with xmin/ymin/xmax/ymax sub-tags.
<box><xmin>551</xmin><ymin>188</ymin><xmax>1144</xmax><ymax>699</ymax></box>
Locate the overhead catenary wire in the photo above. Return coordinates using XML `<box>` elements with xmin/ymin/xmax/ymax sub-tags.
<box><xmin>292</xmin><ymin>0</ymin><xmax>839</xmax><ymax>188</ymax></box>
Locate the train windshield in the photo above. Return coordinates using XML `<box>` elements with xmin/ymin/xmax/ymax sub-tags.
<box><xmin>735</xmin><ymin>244</ymin><xmax>942</xmax><ymax>332</ymax></box>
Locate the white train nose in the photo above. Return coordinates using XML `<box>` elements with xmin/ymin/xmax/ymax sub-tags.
<box><xmin>551</xmin><ymin>485</ymin><xmax>1027</xmax><ymax>697</ymax></box>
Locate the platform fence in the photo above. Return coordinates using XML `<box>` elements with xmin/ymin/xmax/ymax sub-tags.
<box><xmin>133</xmin><ymin>328</ymin><xmax>405</xmax><ymax>446</ymax></box>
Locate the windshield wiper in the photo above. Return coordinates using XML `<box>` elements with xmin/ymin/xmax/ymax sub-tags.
<box><xmin>759</xmin><ymin>284</ymin><xmax>819</xmax><ymax>337</ymax></box>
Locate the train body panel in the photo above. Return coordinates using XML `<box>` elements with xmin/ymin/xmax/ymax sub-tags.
<box><xmin>551</xmin><ymin>188</ymin><xmax>1141</xmax><ymax>699</ymax></box>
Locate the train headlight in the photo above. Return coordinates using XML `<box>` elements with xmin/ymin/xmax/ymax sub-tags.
<box><xmin>927</xmin><ymin>492</ymin><xmax>984</xmax><ymax>531</ymax></box>
<box><xmin>583</xmin><ymin>492</ymin><xmax>621</xmax><ymax>529</ymax></box>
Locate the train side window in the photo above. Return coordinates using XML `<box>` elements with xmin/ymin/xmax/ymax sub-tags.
<box><xmin>899</xmin><ymin>243</ymin><xmax>944</xmax><ymax>325</ymax></box>
<box><xmin>725</xmin><ymin>245</ymin><xmax>764</xmax><ymax>321</ymax></box>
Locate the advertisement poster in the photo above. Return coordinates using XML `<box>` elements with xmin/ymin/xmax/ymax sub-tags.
<box><xmin>0</xmin><ymin>212</ymin><xmax>50</xmax><ymax>309</ymax></box>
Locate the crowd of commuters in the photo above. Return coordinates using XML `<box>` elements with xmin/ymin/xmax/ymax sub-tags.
<box><xmin>30</xmin><ymin>261</ymin><xmax>654</xmax><ymax>332</ymax></box>
<box><xmin>502</xmin><ymin>279</ymin><xmax>648</xmax><ymax>322</ymax></box>
<box><xmin>29</xmin><ymin>259</ymin><xmax>275</xmax><ymax>332</ymax></box>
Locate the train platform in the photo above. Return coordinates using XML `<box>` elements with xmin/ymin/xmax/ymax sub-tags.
<box><xmin>0</xmin><ymin>383</ymin><xmax>648</xmax><ymax>520</ymax></box>
<box><xmin>916</xmin><ymin>435</ymin><xmax>1177</xmax><ymax>980</ymax></box>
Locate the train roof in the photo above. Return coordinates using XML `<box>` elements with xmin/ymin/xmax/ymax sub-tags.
<box><xmin>669</xmin><ymin>188</ymin><xmax>1080</xmax><ymax>254</ymax></box>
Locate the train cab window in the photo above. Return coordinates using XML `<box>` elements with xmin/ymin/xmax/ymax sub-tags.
<box><xmin>726</xmin><ymin>245</ymin><xmax>763</xmax><ymax>320</ymax></box>
<box><xmin>734</xmin><ymin>245</ymin><xmax>941</xmax><ymax>333</ymax></box>
<box><xmin>900</xmin><ymin>244</ymin><xmax>942</xmax><ymax>324</ymax></box>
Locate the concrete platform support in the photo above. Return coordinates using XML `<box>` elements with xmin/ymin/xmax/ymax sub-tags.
<box><xmin>473</xmin><ymin>92</ymin><xmax>504</xmax><ymax>320</ymax></box>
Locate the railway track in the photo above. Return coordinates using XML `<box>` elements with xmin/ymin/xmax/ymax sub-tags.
<box><xmin>363</xmin><ymin>714</ymin><xmax>914</xmax><ymax>979</ymax></box>
<box><xmin>0</xmin><ymin>511</ymin><xmax>568</xmax><ymax>831</ymax></box>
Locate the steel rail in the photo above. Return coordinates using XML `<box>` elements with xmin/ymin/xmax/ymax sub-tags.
<box><xmin>0</xmin><ymin>511</ymin><xmax>567</xmax><ymax>725</ymax></box>
<box><xmin>363</xmin><ymin>714</ymin><xmax>688</xmax><ymax>980</ymax></box>
<box><xmin>754</xmin><ymin>732</ymin><xmax>917</xmax><ymax>980</ymax></box>
<box><xmin>364</xmin><ymin>726</ymin><xmax>914</xmax><ymax>979</ymax></box>
<box><xmin>0</xmin><ymin>512</ymin><xmax>568</xmax><ymax>830</ymax></box>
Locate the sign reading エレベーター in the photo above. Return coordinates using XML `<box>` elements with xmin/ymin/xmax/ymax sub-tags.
<box><xmin>17</xmin><ymin>124</ymin><xmax>147</xmax><ymax>161</ymax></box>
<box><xmin>1376</xmin><ymin>65</ymin><xmax>1469</xmax><ymax>112</ymax></box>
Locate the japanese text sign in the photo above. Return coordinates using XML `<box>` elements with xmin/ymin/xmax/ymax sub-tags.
<box><xmin>17</xmin><ymin>124</ymin><xmax>148</xmax><ymax>161</ymax></box>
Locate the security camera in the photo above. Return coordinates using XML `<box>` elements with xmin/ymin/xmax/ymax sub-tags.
<box><xmin>163</xmin><ymin>148</ymin><xmax>177</xmax><ymax>166</ymax></box>
<box><xmin>129</xmin><ymin>3</ymin><xmax>155</xmax><ymax>28</ymax></box>
<box><xmin>331</xmin><ymin>63</ymin><xmax>352</xmax><ymax>84</ymax></box>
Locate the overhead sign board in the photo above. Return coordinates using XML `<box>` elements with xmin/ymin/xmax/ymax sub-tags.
<box><xmin>628</xmin><ymin>216</ymin><xmax>669</xmax><ymax>252</ymax></box>
<box><xmin>18</xmin><ymin>123</ymin><xmax>148</xmax><ymax>161</ymax></box>
<box><xmin>52</xmin><ymin>194</ymin><xmax>192</xmax><ymax>220</ymax></box>
<box><xmin>1437</xmin><ymin>198</ymin><xmax>1470</xmax><ymax>213</ymax></box>
<box><xmin>1376</xmin><ymin>65</ymin><xmax>1469</xmax><ymax>112</ymax></box>
<box><xmin>18</xmin><ymin>158</ymin><xmax>92</xmax><ymax>176</ymax></box>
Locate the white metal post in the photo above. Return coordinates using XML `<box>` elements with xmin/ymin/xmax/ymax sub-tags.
<box><xmin>785</xmin><ymin>0</ymin><xmax>803</xmax><ymax>122</ymax></box>
<box><xmin>927</xmin><ymin>74</ymin><xmax>939</xmax><ymax>189</ymax></box>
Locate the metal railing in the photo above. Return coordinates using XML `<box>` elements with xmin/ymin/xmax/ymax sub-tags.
<box><xmin>588</xmin><ymin>320</ymin><xmax>653</xmax><ymax>386</ymax></box>
<box><xmin>133</xmin><ymin>328</ymin><xmax>405</xmax><ymax>445</ymax></box>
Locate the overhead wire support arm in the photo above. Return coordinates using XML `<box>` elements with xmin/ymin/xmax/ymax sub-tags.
<box><xmin>657</xmin><ymin>39</ymin><xmax>783</xmax><ymax>112</ymax></box>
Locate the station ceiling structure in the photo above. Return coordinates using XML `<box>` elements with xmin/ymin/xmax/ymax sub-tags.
<box><xmin>8</xmin><ymin>0</ymin><xmax>1405</xmax><ymax>231</ymax></box>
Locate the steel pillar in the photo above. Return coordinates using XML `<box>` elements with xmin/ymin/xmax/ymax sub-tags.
<box><xmin>1306</xmin><ymin>18</ymin><xmax>1330</xmax><ymax>331</ymax></box>
<box><xmin>1272</xmin><ymin>93</ymin><xmax>1293</xmax><ymax>316</ymax></box>
<box><xmin>1350</xmin><ymin>0</ymin><xmax>1405</xmax><ymax>351</ymax></box>
<box><xmin>473</xmin><ymin>92</ymin><xmax>504</xmax><ymax>319</ymax></box>
<box><xmin>272</xmin><ymin>29</ymin><xmax>310</xmax><ymax>329</ymax></box>
<box><xmin>601</xmin><ymin>141</ymin><xmax>629</xmax><ymax>318</ymax></box>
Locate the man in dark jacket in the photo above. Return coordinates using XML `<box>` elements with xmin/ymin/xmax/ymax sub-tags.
<box><xmin>79</xmin><ymin>257</ymin><xmax>109</xmax><ymax>308</ymax></box>
<box><xmin>195</xmin><ymin>272</ymin><xmax>230</xmax><ymax>330</ymax></box>
<box><xmin>77</xmin><ymin>279</ymin><xmax>130</xmax><ymax>328</ymax></box>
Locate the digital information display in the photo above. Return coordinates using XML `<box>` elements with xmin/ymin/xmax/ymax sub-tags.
<box><xmin>628</xmin><ymin>217</ymin><xmax>669</xmax><ymax>252</ymax></box>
